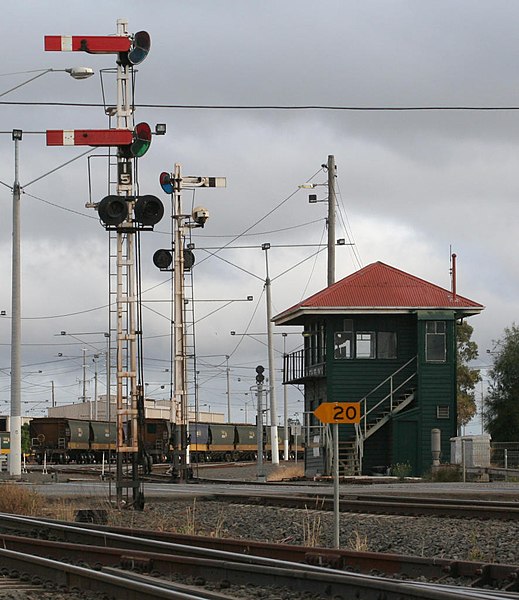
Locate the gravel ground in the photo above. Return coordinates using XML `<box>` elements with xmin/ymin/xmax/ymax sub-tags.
<box><xmin>6</xmin><ymin>463</ymin><xmax>519</xmax><ymax>599</ymax></box>
<box><xmin>120</xmin><ymin>498</ymin><xmax>519</xmax><ymax>565</ymax></box>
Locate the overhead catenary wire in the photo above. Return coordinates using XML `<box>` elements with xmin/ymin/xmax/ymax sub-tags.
<box><xmin>4</xmin><ymin>100</ymin><xmax>519</xmax><ymax>111</ymax></box>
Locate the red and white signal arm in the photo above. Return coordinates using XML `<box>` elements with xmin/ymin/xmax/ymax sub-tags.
<box><xmin>46</xmin><ymin>129</ymin><xmax>133</xmax><ymax>147</ymax></box>
<box><xmin>45</xmin><ymin>35</ymin><xmax>131</xmax><ymax>54</ymax></box>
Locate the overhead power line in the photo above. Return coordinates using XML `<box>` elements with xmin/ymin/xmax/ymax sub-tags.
<box><xmin>3</xmin><ymin>100</ymin><xmax>519</xmax><ymax>111</ymax></box>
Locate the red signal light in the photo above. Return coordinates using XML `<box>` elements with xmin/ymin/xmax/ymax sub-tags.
<box><xmin>131</xmin><ymin>122</ymin><xmax>152</xmax><ymax>157</ymax></box>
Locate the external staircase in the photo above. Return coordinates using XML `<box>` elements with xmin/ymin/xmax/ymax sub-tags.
<box><xmin>329</xmin><ymin>356</ymin><xmax>417</xmax><ymax>476</ymax></box>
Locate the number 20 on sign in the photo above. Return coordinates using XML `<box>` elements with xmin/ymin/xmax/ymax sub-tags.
<box><xmin>313</xmin><ymin>402</ymin><xmax>361</xmax><ymax>424</ymax></box>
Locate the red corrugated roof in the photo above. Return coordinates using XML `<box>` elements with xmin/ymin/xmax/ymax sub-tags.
<box><xmin>274</xmin><ymin>262</ymin><xmax>484</xmax><ymax>323</ymax></box>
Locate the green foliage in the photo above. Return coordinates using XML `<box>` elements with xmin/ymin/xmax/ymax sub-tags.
<box><xmin>21</xmin><ymin>423</ymin><xmax>30</xmax><ymax>454</ymax></box>
<box><xmin>390</xmin><ymin>462</ymin><xmax>412</xmax><ymax>480</ymax></box>
<box><xmin>457</xmin><ymin>321</ymin><xmax>481</xmax><ymax>428</ymax></box>
<box><xmin>484</xmin><ymin>325</ymin><xmax>519</xmax><ymax>442</ymax></box>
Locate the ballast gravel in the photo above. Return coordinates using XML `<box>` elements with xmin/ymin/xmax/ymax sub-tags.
<box><xmin>127</xmin><ymin>498</ymin><xmax>519</xmax><ymax>565</ymax></box>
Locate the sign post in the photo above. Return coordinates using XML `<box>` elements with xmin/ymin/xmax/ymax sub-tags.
<box><xmin>313</xmin><ymin>401</ymin><xmax>361</xmax><ymax>549</ymax></box>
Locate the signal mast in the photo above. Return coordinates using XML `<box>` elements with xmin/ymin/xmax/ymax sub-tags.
<box><xmin>45</xmin><ymin>19</ymin><xmax>164</xmax><ymax>508</ymax></box>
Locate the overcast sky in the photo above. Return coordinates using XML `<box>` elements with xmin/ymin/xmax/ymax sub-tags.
<box><xmin>0</xmin><ymin>1</ymin><xmax>516</xmax><ymax>431</ymax></box>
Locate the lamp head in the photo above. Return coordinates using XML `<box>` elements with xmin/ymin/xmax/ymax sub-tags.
<box><xmin>65</xmin><ymin>67</ymin><xmax>95</xmax><ymax>80</ymax></box>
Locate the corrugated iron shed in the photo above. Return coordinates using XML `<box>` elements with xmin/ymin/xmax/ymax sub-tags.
<box><xmin>274</xmin><ymin>261</ymin><xmax>484</xmax><ymax>325</ymax></box>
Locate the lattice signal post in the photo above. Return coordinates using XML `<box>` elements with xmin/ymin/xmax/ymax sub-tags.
<box><xmin>45</xmin><ymin>20</ymin><xmax>163</xmax><ymax>509</ymax></box>
<box><xmin>155</xmin><ymin>167</ymin><xmax>226</xmax><ymax>480</ymax></box>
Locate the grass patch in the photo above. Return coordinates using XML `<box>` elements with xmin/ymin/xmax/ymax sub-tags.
<box><xmin>302</xmin><ymin>507</ymin><xmax>322</xmax><ymax>547</ymax></box>
<box><xmin>348</xmin><ymin>529</ymin><xmax>369</xmax><ymax>552</ymax></box>
<box><xmin>0</xmin><ymin>483</ymin><xmax>44</xmax><ymax>515</ymax></box>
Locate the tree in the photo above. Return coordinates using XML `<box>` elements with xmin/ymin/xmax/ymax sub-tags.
<box><xmin>21</xmin><ymin>423</ymin><xmax>31</xmax><ymax>455</ymax></box>
<box><xmin>457</xmin><ymin>321</ymin><xmax>481</xmax><ymax>430</ymax></box>
<box><xmin>484</xmin><ymin>325</ymin><xmax>519</xmax><ymax>442</ymax></box>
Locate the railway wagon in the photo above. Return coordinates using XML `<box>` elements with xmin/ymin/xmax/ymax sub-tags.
<box><xmin>188</xmin><ymin>422</ymin><xmax>210</xmax><ymax>462</ymax></box>
<box><xmin>142</xmin><ymin>418</ymin><xmax>170</xmax><ymax>463</ymax></box>
<box><xmin>207</xmin><ymin>423</ymin><xmax>238</xmax><ymax>461</ymax></box>
<box><xmin>90</xmin><ymin>421</ymin><xmax>116</xmax><ymax>454</ymax></box>
<box><xmin>187</xmin><ymin>422</ymin><xmax>257</xmax><ymax>462</ymax></box>
<box><xmin>31</xmin><ymin>418</ymin><xmax>90</xmax><ymax>464</ymax></box>
<box><xmin>30</xmin><ymin>418</ymin><xmax>115</xmax><ymax>464</ymax></box>
<box><xmin>235</xmin><ymin>424</ymin><xmax>257</xmax><ymax>460</ymax></box>
<box><xmin>0</xmin><ymin>432</ymin><xmax>9</xmax><ymax>455</ymax></box>
<box><xmin>264</xmin><ymin>426</ymin><xmax>303</xmax><ymax>460</ymax></box>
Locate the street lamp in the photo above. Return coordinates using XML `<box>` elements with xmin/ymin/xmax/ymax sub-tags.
<box><xmin>8</xmin><ymin>67</ymin><xmax>94</xmax><ymax>477</ymax></box>
<box><xmin>0</xmin><ymin>67</ymin><xmax>94</xmax><ymax>99</ymax></box>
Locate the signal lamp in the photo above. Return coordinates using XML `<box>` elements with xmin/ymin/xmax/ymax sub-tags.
<box><xmin>184</xmin><ymin>249</ymin><xmax>195</xmax><ymax>270</ymax></box>
<box><xmin>131</xmin><ymin>122</ymin><xmax>152</xmax><ymax>157</ymax></box>
<box><xmin>153</xmin><ymin>249</ymin><xmax>173</xmax><ymax>270</ymax></box>
<box><xmin>128</xmin><ymin>31</ymin><xmax>151</xmax><ymax>65</ymax></box>
<box><xmin>255</xmin><ymin>364</ymin><xmax>265</xmax><ymax>384</ymax></box>
<box><xmin>159</xmin><ymin>171</ymin><xmax>174</xmax><ymax>194</ymax></box>
<box><xmin>134</xmin><ymin>195</ymin><xmax>164</xmax><ymax>226</ymax></box>
<box><xmin>98</xmin><ymin>195</ymin><xmax>128</xmax><ymax>226</ymax></box>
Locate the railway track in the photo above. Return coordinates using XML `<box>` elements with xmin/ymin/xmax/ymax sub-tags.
<box><xmin>206</xmin><ymin>491</ymin><xmax>519</xmax><ymax>520</ymax></box>
<box><xmin>0</xmin><ymin>512</ymin><xmax>518</xmax><ymax>598</ymax></box>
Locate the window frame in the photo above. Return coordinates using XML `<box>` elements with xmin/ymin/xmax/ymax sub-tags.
<box><xmin>355</xmin><ymin>331</ymin><xmax>376</xmax><ymax>359</ymax></box>
<box><xmin>425</xmin><ymin>320</ymin><xmax>447</xmax><ymax>363</ymax></box>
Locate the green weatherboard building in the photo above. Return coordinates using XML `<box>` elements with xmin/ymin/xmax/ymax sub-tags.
<box><xmin>274</xmin><ymin>262</ymin><xmax>484</xmax><ymax>477</ymax></box>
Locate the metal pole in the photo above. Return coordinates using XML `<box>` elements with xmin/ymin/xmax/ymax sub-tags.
<box><xmin>283</xmin><ymin>334</ymin><xmax>289</xmax><ymax>461</ymax></box>
<box><xmin>94</xmin><ymin>357</ymin><xmax>98</xmax><ymax>420</ymax></box>
<box><xmin>9</xmin><ymin>133</ymin><xmax>22</xmax><ymax>477</ymax></box>
<box><xmin>256</xmin><ymin>383</ymin><xmax>265</xmax><ymax>482</ymax></box>
<box><xmin>173</xmin><ymin>163</ymin><xmax>188</xmax><ymax>479</ymax></box>
<box><xmin>226</xmin><ymin>355</ymin><xmax>231</xmax><ymax>422</ymax></box>
<box><xmin>327</xmin><ymin>155</ymin><xmax>336</xmax><ymax>287</ymax></box>
<box><xmin>264</xmin><ymin>246</ymin><xmax>279</xmax><ymax>465</ymax></box>
<box><xmin>82</xmin><ymin>347</ymin><xmax>87</xmax><ymax>411</ymax></box>
<box><xmin>333</xmin><ymin>422</ymin><xmax>340</xmax><ymax>548</ymax></box>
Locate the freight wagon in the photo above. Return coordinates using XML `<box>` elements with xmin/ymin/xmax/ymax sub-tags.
<box><xmin>29</xmin><ymin>417</ymin><xmax>303</xmax><ymax>464</ymax></box>
<box><xmin>30</xmin><ymin>418</ymin><xmax>115</xmax><ymax>464</ymax></box>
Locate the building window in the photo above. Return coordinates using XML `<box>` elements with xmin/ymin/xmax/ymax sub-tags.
<box><xmin>334</xmin><ymin>331</ymin><xmax>353</xmax><ymax>359</ymax></box>
<box><xmin>426</xmin><ymin>321</ymin><xmax>447</xmax><ymax>362</ymax></box>
<box><xmin>377</xmin><ymin>331</ymin><xmax>397</xmax><ymax>359</ymax></box>
<box><xmin>304</xmin><ymin>321</ymin><xmax>325</xmax><ymax>365</ymax></box>
<box><xmin>356</xmin><ymin>332</ymin><xmax>376</xmax><ymax>359</ymax></box>
<box><xmin>437</xmin><ymin>405</ymin><xmax>450</xmax><ymax>419</ymax></box>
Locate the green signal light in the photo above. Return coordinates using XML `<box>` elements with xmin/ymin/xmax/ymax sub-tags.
<box><xmin>131</xmin><ymin>122</ymin><xmax>152</xmax><ymax>157</ymax></box>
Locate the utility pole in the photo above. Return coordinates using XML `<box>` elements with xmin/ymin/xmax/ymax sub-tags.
<box><xmin>282</xmin><ymin>333</ymin><xmax>289</xmax><ymax>461</ymax></box>
<box><xmin>263</xmin><ymin>243</ymin><xmax>279</xmax><ymax>466</ymax></box>
<box><xmin>82</xmin><ymin>348</ymin><xmax>87</xmax><ymax>407</ymax></box>
<box><xmin>327</xmin><ymin>155</ymin><xmax>337</xmax><ymax>287</ymax></box>
<box><xmin>9</xmin><ymin>131</ymin><xmax>22</xmax><ymax>477</ymax></box>
<box><xmin>226</xmin><ymin>355</ymin><xmax>231</xmax><ymax>422</ymax></box>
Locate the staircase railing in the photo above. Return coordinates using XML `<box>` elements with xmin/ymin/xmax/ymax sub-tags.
<box><xmin>359</xmin><ymin>355</ymin><xmax>417</xmax><ymax>438</ymax></box>
<box><xmin>354</xmin><ymin>422</ymin><xmax>364</xmax><ymax>474</ymax></box>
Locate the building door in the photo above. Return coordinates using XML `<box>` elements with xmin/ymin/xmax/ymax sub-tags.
<box><xmin>393</xmin><ymin>419</ymin><xmax>418</xmax><ymax>475</ymax></box>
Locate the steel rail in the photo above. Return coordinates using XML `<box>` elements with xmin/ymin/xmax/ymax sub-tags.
<box><xmin>0</xmin><ymin>546</ymin><xmax>220</xmax><ymax>599</ymax></box>
<box><xmin>0</xmin><ymin>513</ymin><xmax>517</xmax><ymax>599</ymax></box>
<box><xmin>206</xmin><ymin>492</ymin><xmax>519</xmax><ymax>520</ymax></box>
<box><xmin>0</xmin><ymin>527</ymin><xmax>510</xmax><ymax>600</ymax></box>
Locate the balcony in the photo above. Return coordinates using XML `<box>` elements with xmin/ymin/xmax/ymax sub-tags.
<box><xmin>283</xmin><ymin>349</ymin><xmax>326</xmax><ymax>384</ymax></box>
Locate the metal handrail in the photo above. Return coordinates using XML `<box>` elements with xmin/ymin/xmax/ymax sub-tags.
<box><xmin>359</xmin><ymin>356</ymin><xmax>417</xmax><ymax>437</ymax></box>
<box><xmin>283</xmin><ymin>348</ymin><xmax>325</xmax><ymax>383</ymax></box>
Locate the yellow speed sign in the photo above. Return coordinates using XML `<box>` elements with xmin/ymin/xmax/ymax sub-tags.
<box><xmin>313</xmin><ymin>402</ymin><xmax>361</xmax><ymax>424</ymax></box>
